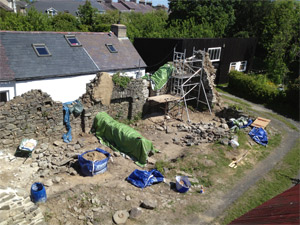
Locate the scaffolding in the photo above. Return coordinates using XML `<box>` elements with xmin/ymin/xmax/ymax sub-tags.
<box><xmin>170</xmin><ymin>48</ymin><xmax>212</xmax><ymax>122</ymax></box>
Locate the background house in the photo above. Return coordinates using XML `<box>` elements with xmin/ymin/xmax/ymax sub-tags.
<box><xmin>134</xmin><ymin>38</ymin><xmax>257</xmax><ymax>84</ymax></box>
<box><xmin>27</xmin><ymin>0</ymin><xmax>105</xmax><ymax>16</ymax></box>
<box><xmin>0</xmin><ymin>25</ymin><xmax>146</xmax><ymax>103</ymax></box>
<box><xmin>99</xmin><ymin>0</ymin><xmax>155</xmax><ymax>13</ymax></box>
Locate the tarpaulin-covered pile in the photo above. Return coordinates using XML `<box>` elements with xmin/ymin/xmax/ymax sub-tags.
<box><xmin>143</xmin><ymin>63</ymin><xmax>174</xmax><ymax>91</ymax></box>
<box><xmin>92</xmin><ymin>112</ymin><xmax>157</xmax><ymax>166</ymax></box>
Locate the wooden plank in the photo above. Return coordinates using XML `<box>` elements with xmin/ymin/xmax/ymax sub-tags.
<box><xmin>252</xmin><ymin>117</ymin><xmax>271</xmax><ymax>128</ymax></box>
<box><xmin>147</xmin><ymin>94</ymin><xmax>181</xmax><ymax>103</ymax></box>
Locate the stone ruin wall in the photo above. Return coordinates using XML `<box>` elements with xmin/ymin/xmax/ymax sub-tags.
<box><xmin>0</xmin><ymin>74</ymin><xmax>149</xmax><ymax>150</ymax></box>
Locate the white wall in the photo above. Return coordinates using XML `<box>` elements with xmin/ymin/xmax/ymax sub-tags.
<box><xmin>16</xmin><ymin>74</ymin><xmax>96</xmax><ymax>103</ymax></box>
<box><xmin>0</xmin><ymin>81</ymin><xmax>15</xmax><ymax>101</ymax></box>
<box><xmin>13</xmin><ymin>68</ymin><xmax>146</xmax><ymax>103</ymax></box>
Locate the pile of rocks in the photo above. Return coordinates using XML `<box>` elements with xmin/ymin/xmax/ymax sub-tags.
<box><xmin>173</xmin><ymin>118</ymin><xmax>230</xmax><ymax>146</ymax></box>
<box><xmin>30</xmin><ymin>140</ymin><xmax>91</xmax><ymax>184</ymax></box>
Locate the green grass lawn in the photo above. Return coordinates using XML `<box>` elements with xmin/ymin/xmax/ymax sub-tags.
<box><xmin>219</xmin><ymin>138</ymin><xmax>300</xmax><ymax>224</ymax></box>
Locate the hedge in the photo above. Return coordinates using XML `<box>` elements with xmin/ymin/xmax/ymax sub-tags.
<box><xmin>228</xmin><ymin>71</ymin><xmax>282</xmax><ymax>104</ymax></box>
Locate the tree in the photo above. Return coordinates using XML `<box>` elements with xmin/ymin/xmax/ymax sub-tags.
<box><xmin>51</xmin><ymin>12</ymin><xmax>80</xmax><ymax>31</ymax></box>
<box><xmin>167</xmin><ymin>0</ymin><xmax>236</xmax><ymax>37</ymax></box>
<box><xmin>262</xmin><ymin>0</ymin><xmax>299</xmax><ymax>84</ymax></box>
<box><xmin>77</xmin><ymin>0</ymin><xmax>98</xmax><ymax>31</ymax></box>
<box><xmin>0</xmin><ymin>8</ymin><xmax>52</xmax><ymax>31</ymax></box>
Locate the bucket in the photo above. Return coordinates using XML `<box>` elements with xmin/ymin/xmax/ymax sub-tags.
<box><xmin>31</xmin><ymin>182</ymin><xmax>47</xmax><ymax>203</ymax></box>
<box><xmin>175</xmin><ymin>176</ymin><xmax>191</xmax><ymax>193</ymax></box>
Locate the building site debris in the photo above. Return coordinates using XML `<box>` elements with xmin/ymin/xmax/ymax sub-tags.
<box><xmin>30</xmin><ymin>182</ymin><xmax>47</xmax><ymax>203</ymax></box>
<box><xmin>113</xmin><ymin>210</ymin><xmax>129</xmax><ymax>224</ymax></box>
<box><xmin>92</xmin><ymin>112</ymin><xmax>157</xmax><ymax>167</ymax></box>
<box><xmin>229</xmin><ymin>150</ymin><xmax>249</xmax><ymax>168</ymax></box>
<box><xmin>252</xmin><ymin>117</ymin><xmax>271</xmax><ymax>128</ymax></box>
<box><xmin>174</xmin><ymin>120</ymin><xmax>231</xmax><ymax>145</ymax></box>
<box><xmin>249</xmin><ymin>127</ymin><xmax>268</xmax><ymax>146</ymax></box>
<box><xmin>228</xmin><ymin>117</ymin><xmax>253</xmax><ymax>131</ymax></box>
<box><xmin>127</xmin><ymin>169</ymin><xmax>164</xmax><ymax>189</ymax></box>
<box><xmin>175</xmin><ymin>176</ymin><xmax>191</xmax><ymax>193</ymax></box>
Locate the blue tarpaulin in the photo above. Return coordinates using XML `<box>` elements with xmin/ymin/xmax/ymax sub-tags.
<box><xmin>127</xmin><ymin>169</ymin><xmax>164</xmax><ymax>189</ymax></box>
<box><xmin>249</xmin><ymin>127</ymin><xmax>268</xmax><ymax>146</ymax></box>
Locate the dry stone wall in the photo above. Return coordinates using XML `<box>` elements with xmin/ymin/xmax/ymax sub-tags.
<box><xmin>0</xmin><ymin>75</ymin><xmax>149</xmax><ymax>150</ymax></box>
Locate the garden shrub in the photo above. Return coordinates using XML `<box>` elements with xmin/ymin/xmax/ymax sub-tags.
<box><xmin>228</xmin><ymin>71</ymin><xmax>280</xmax><ymax>104</ymax></box>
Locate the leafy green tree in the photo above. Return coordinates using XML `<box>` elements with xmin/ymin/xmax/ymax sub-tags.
<box><xmin>77</xmin><ymin>0</ymin><xmax>98</xmax><ymax>31</ymax></box>
<box><xmin>94</xmin><ymin>10</ymin><xmax>119</xmax><ymax>32</ymax></box>
<box><xmin>0</xmin><ymin>8</ymin><xmax>52</xmax><ymax>31</ymax></box>
<box><xmin>51</xmin><ymin>12</ymin><xmax>79</xmax><ymax>31</ymax></box>
<box><xmin>262</xmin><ymin>0</ymin><xmax>299</xmax><ymax>84</ymax></box>
<box><xmin>229</xmin><ymin>0</ymin><xmax>272</xmax><ymax>38</ymax></box>
<box><xmin>121</xmin><ymin>10</ymin><xmax>168</xmax><ymax>41</ymax></box>
<box><xmin>168</xmin><ymin>0</ymin><xmax>235</xmax><ymax>37</ymax></box>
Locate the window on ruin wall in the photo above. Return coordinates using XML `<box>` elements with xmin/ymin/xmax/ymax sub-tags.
<box><xmin>229</xmin><ymin>61</ymin><xmax>247</xmax><ymax>72</ymax></box>
<box><xmin>208</xmin><ymin>47</ymin><xmax>221</xmax><ymax>62</ymax></box>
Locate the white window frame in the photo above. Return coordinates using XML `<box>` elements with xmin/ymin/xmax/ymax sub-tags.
<box><xmin>32</xmin><ymin>44</ymin><xmax>51</xmax><ymax>57</ymax></box>
<box><xmin>46</xmin><ymin>7</ymin><xmax>57</xmax><ymax>16</ymax></box>
<box><xmin>229</xmin><ymin>61</ymin><xmax>247</xmax><ymax>72</ymax></box>
<box><xmin>0</xmin><ymin>91</ymin><xmax>9</xmax><ymax>102</ymax></box>
<box><xmin>106</xmin><ymin>44</ymin><xmax>118</xmax><ymax>53</ymax></box>
<box><xmin>208</xmin><ymin>47</ymin><xmax>221</xmax><ymax>62</ymax></box>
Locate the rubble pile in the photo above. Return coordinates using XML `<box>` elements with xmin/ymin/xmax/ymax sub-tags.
<box><xmin>173</xmin><ymin>118</ymin><xmax>230</xmax><ymax>146</ymax></box>
<box><xmin>30</xmin><ymin>139</ymin><xmax>94</xmax><ymax>182</ymax></box>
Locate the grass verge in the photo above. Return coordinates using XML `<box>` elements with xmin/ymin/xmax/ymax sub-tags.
<box><xmin>264</xmin><ymin>112</ymin><xmax>298</xmax><ymax>131</ymax></box>
<box><xmin>219</xmin><ymin>138</ymin><xmax>300</xmax><ymax>224</ymax></box>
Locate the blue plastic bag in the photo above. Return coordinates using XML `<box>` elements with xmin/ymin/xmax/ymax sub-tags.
<box><xmin>127</xmin><ymin>169</ymin><xmax>164</xmax><ymax>189</ymax></box>
<box><xmin>249</xmin><ymin>127</ymin><xmax>268</xmax><ymax>146</ymax></box>
<box><xmin>78</xmin><ymin>148</ymin><xmax>110</xmax><ymax>176</ymax></box>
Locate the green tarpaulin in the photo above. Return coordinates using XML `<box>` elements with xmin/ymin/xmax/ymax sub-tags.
<box><xmin>143</xmin><ymin>63</ymin><xmax>174</xmax><ymax>91</ymax></box>
<box><xmin>92</xmin><ymin>112</ymin><xmax>156</xmax><ymax>167</ymax></box>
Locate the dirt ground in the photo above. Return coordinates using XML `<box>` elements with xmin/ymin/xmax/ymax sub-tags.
<box><xmin>0</xmin><ymin>99</ymin><xmax>285</xmax><ymax>225</ymax></box>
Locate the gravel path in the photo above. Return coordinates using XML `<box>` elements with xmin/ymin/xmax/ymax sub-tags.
<box><xmin>191</xmin><ymin>93</ymin><xmax>300</xmax><ymax>224</ymax></box>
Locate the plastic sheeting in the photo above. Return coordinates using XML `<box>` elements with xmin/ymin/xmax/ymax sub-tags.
<box><xmin>127</xmin><ymin>169</ymin><xmax>164</xmax><ymax>188</ymax></box>
<box><xmin>249</xmin><ymin>127</ymin><xmax>268</xmax><ymax>146</ymax></box>
<box><xmin>143</xmin><ymin>63</ymin><xmax>174</xmax><ymax>91</ymax></box>
<box><xmin>92</xmin><ymin>112</ymin><xmax>157</xmax><ymax>166</ymax></box>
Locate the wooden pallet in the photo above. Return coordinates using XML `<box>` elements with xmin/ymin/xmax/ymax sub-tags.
<box><xmin>252</xmin><ymin>117</ymin><xmax>271</xmax><ymax>128</ymax></box>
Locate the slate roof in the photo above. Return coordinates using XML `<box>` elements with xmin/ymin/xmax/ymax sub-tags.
<box><xmin>76</xmin><ymin>32</ymin><xmax>146</xmax><ymax>71</ymax></box>
<box><xmin>28</xmin><ymin>0</ymin><xmax>105</xmax><ymax>16</ymax></box>
<box><xmin>100</xmin><ymin>1</ymin><xmax>154</xmax><ymax>13</ymax></box>
<box><xmin>0</xmin><ymin>31</ymin><xmax>99</xmax><ymax>81</ymax></box>
<box><xmin>0</xmin><ymin>31</ymin><xmax>146</xmax><ymax>81</ymax></box>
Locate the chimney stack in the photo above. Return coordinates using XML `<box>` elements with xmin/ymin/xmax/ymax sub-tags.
<box><xmin>111</xmin><ymin>24</ymin><xmax>127</xmax><ymax>38</ymax></box>
<box><xmin>146</xmin><ymin>1</ymin><xmax>152</xmax><ymax>6</ymax></box>
<box><xmin>139</xmin><ymin>0</ymin><xmax>145</xmax><ymax>5</ymax></box>
<box><xmin>105</xmin><ymin>0</ymin><xmax>112</xmax><ymax>3</ymax></box>
<box><xmin>130</xmin><ymin>0</ymin><xmax>137</xmax><ymax>3</ymax></box>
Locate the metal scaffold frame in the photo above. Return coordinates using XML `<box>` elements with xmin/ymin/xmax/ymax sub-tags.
<box><xmin>171</xmin><ymin>47</ymin><xmax>212</xmax><ymax>122</ymax></box>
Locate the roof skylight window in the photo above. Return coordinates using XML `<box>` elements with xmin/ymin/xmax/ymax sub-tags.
<box><xmin>106</xmin><ymin>44</ymin><xmax>118</xmax><ymax>53</ymax></box>
<box><xmin>65</xmin><ymin>35</ymin><xmax>81</xmax><ymax>47</ymax></box>
<box><xmin>32</xmin><ymin>44</ymin><xmax>51</xmax><ymax>57</ymax></box>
